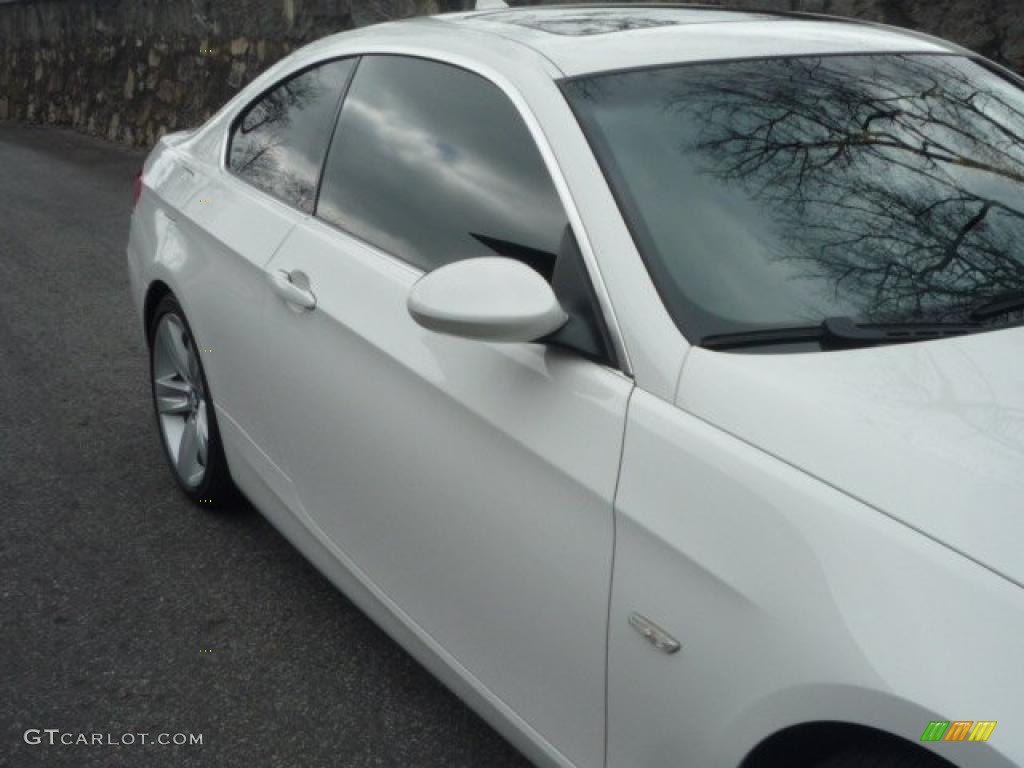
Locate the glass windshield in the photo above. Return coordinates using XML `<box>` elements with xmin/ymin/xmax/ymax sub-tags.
<box><xmin>563</xmin><ymin>54</ymin><xmax>1024</xmax><ymax>346</ymax></box>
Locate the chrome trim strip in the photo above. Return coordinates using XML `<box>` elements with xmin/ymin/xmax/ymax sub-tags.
<box><xmin>502</xmin><ymin>76</ymin><xmax>635</xmax><ymax>377</ymax></box>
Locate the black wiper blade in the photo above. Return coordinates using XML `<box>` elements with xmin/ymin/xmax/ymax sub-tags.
<box><xmin>701</xmin><ymin>316</ymin><xmax>980</xmax><ymax>351</ymax></box>
<box><xmin>969</xmin><ymin>292</ymin><xmax>1024</xmax><ymax>321</ymax></box>
<box><xmin>821</xmin><ymin>317</ymin><xmax>981</xmax><ymax>344</ymax></box>
<box><xmin>700</xmin><ymin>325</ymin><xmax>824</xmax><ymax>350</ymax></box>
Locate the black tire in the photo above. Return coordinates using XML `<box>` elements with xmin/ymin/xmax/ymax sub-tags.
<box><xmin>814</xmin><ymin>741</ymin><xmax>955</xmax><ymax>768</ymax></box>
<box><xmin>148</xmin><ymin>294</ymin><xmax>237</xmax><ymax>508</ymax></box>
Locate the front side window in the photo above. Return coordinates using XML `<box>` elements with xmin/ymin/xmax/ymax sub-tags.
<box><xmin>564</xmin><ymin>54</ymin><xmax>1024</xmax><ymax>349</ymax></box>
<box><xmin>316</xmin><ymin>55</ymin><xmax>569</xmax><ymax>274</ymax></box>
<box><xmin>229</xmin><ymin>58</ymin><xmax>356</xmax><ymax>212</ymax></box>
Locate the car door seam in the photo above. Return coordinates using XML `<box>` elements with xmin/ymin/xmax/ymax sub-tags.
<box><xmin>605</xmin><ymin>381</ymin><xmax>637</xmax><ymax>768</ymax></box>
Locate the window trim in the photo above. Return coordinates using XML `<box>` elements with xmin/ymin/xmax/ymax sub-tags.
<box><xmin>313</xmin><ymin>56</ymin><xmax>362</xmax><ymax>214</ymax></box>
<box><xmin>224</xmin><ymin>55</ymin><xmax>361</xmax><ymax>214</ymax></box>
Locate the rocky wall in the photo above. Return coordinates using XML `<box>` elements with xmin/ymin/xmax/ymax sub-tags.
<box><xmin>0</xmin><ymin>0</ymin><xmax>468</xmax><ymax>146</ymax></box>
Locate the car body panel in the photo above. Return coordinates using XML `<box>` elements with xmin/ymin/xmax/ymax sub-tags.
<box><xmin>213</xmin><ymin>405</ymin><xmax>576</xmax><ymax>768</ymax></box>
<box><xmin>260</xmin><ymin>213</ymin><xmax>632</xmax><ymax>768</ymax></box>
<box><xmin>677</xmin><ymin>330</ymin><xmax>1024</xmax><ymax>588</ymax></box>
<box><xmin>446</xmin><ymin>11</ymin><xmax>957</xmax><ymax>76</ymax></box>
<box><xmin>612</xmin><ymin>388</ymin><xmax>1023</xmax><ymax>768</ymax></box>
<box><xmin>173</xmin><ymin>169</ymin><xmax>301</xmax><ymax>454</ymax></box>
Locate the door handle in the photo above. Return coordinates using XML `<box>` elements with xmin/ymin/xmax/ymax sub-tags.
<box><xmin>269</xmin><ymin>269</ymin><xmax>316</xmax><ymax>310</ymax></box>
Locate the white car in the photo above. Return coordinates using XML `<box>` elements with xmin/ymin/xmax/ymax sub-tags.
<box><xmin>126</xmin><ymin>4</ymin><xmax>1024</xmax><ymax>767</ymax></box>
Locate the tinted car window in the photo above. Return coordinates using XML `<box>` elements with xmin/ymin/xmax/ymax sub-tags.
<box><xmin>564</xmin><ymin>55</ymin><xmax>1024</xmax><ymax>345</ymax></box>
<box><xmin>229</xmin><ymin>58</ymin><xmax>356</xmax><ymax>212</ymax></box>
<box><xmin>317</xmin><ymin>55</ymin><xmax>568</xmax><ymax>274</ymax></box>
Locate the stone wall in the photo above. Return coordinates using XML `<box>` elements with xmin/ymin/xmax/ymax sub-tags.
<box><xmin>0</xmin><ymin>0</ymin><xmax>469</xmax><ymax>147</ymax></box>
<box><xmin>0</xmin><ymin>0</ymin><xmax>1021</xmax><ymax>148</ymax></box>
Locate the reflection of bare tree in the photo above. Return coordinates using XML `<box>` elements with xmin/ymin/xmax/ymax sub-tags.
<box><xmin>233</xmin><ymin>138</ymin><xmax>279</xmax><ymax>176</ymax></box>
<box><xmin>671</xmin><ymin>55</ymin><xmax>1024</xmax><ymax>322</ymax></box>
<box><xmin>230</xmin><ymin>73</ymin><xmax>327</xmax><ymax>212</ymax></box>
<box><xmin>502</xmin><ymin>10</ymin><xmax>679</xmax><ymax>36</ymax></box>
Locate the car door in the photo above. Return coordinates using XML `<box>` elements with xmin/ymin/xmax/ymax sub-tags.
<box><xmin>175</xmin><ymin>57</ymin><xmax>357</xmax><ymax>489</ymax></box>
<box><xmin>261</xmin><ymin>55</ymin><xmax>632</xmax><ymax>768</ymax></box>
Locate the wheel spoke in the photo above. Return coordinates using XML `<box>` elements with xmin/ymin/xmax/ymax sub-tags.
<box><xmin>195</xmin><ymin>401</ymin><xmax>209</xmax><ymax>466</ymax></box>
<box><xmin>187</xmin><ymin>343</ymin><xmax>201</xmax><ymax>388</ymax></box>
<box><xmin>154</xmin><ymin>312</ymin><xmax>210</xmax><ymax>489</ymax></box>
<box><xmin>157</xmin><ymin>317</ymin><xmax>193</xmax><ymax>384</ymax></box>
<box><xmin>177</xmin><ymin>416</ymin><xmax>203</xmax><ymax>486</ymax></box>
<box><xmin>155</xmin><ymin>375</ymin><xmax>192</xmax><ymax>415</ymax></box>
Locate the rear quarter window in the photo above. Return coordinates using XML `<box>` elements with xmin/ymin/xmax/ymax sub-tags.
<box><xmin>229</xmin><ymin>58</ymin><xmax>356</xmax><ymax>212</ymax></box>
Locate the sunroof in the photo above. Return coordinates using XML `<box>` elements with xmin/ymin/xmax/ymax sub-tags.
<box><xmin>485</xmin><ymin>8</ymin><xmax>766</xmax><ymax>37</ymax></box>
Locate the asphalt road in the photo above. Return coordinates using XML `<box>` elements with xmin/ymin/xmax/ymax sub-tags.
<box><xmin>0</xmin><ymin>123</ymin><xmax>532</xmax><ymax>768</ymax></box>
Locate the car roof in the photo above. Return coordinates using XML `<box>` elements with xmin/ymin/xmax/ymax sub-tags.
<box><xmin>427</xmin><ymin>4</ymin><xmax>961</xmax><ymax>77</ymax></box>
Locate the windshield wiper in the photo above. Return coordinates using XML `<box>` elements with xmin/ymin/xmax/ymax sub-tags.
<box><xmin>701</xmin><ymin>316</ymin><xmax>980</xmax><ymax>351</ymax></box>
<box><xmin>969</xmin><ymin>292</ymin><xmax>1024</xmax><ymax>321</ymax></box>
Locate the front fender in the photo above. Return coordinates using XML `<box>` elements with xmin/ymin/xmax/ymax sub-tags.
<box><xmin>727</xmin><ymin>685</ymin><xmax>1014</xmax><ymax>768</ymax></box>
<box><xmin>607</xmin><ymin>389</ymin><xmax>1023</xmax><ymax>767</ymax></box>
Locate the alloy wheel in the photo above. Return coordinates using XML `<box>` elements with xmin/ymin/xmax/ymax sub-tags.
<box><xmin>152</xmin><ymin>313</ymin><xmax>209</xmax><ymax>489</ymax></box>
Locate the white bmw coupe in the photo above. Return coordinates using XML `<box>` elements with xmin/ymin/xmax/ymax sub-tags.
<box><xmin>127</xmin><ymin>4</ymin><xmax>1024</xmax><ymax>767</ymax></box>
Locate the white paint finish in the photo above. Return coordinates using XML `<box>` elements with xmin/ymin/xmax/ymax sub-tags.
<box><xmin>611</xmin><ymin>389</ymin><xmax>1023</xmax><ymax>768</ymax></box>
<box><xmin>408</xmin><ymin>256</ymin><xmax>568</xmax><ymax>342</ymax></box>
<box><xmin>170</xmin><ymin>168</ymin><xmax>301</xmax><ymax>447</ymax></box>
<box><xmin>447</xmin><ymin>13</ymin><xmax>955</xmax><ymax>76</ymax></box>
<box><xmin>217</xmin><ymin>401</ymin><xmax>578</xmax><ymax>768</ymax></box>
<box><xmin>214</xmin><ymin>406</ymin><xmax>302</xmax><ymax>515</ymax></box>
<box><xmin>261</xmin><ymin>217</ymin><xmax>632</xmax><ymax>768</ymax></box>
<box><xmin>677</xmin><ymin>330</ymin><xmax>1024</xmax><ymax>588</ymax></box>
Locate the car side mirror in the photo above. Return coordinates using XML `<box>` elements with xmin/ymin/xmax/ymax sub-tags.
<box><xmin>407</xmin><ymin>257</ymin><xmax>568</xmax><ymax>343</ymax></box>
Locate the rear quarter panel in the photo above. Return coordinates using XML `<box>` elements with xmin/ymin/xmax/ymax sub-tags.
<box><xmin>126</xmin><ymin>138</ymin><xmax>195</xmax><ymax>329</ymax></box>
